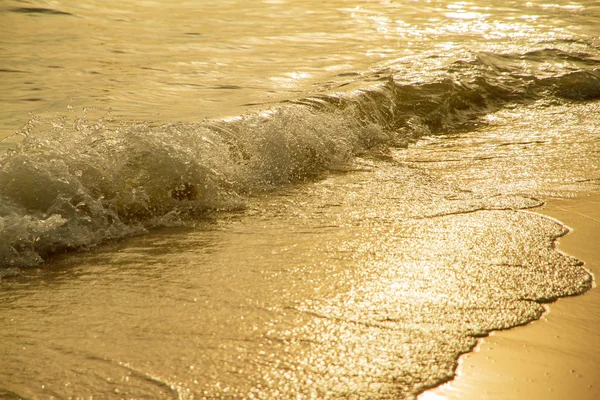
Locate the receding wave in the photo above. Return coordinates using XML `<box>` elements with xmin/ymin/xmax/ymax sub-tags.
<box><xmin>1</xmin><ymin>48</ymin><xmax>599</xmax><ymax>269</ymax></box>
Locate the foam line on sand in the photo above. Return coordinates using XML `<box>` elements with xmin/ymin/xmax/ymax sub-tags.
<box><xmin>420</xmin><ymin>191</ymin><xmax>600</xmax><ymax>400</ymax></box>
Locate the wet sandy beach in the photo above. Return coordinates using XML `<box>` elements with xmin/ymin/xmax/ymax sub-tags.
<box><xmin>422</xmin><ymin>191</ymin><xmax>600</xmax><ymax>400</ymax></box>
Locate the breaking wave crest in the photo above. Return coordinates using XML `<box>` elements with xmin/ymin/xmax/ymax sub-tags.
<box><xmin>1</xmin><ymin>48</ymin><xmax>600</xmax><ymax>268</ymax></box>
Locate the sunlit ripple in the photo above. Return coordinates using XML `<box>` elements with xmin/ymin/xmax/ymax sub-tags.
<box><xmin>2</xmin><ymin>0</ymin><xmax>596</xmax><ymax>137</ymax></box>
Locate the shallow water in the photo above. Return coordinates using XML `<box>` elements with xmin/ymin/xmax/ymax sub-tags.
<box><xmin>2</xmin><ymin>0</ymin><xmax>599</xmax><ymax>141</ymax></box>
<box><xmin>0</xmin><ymin>151</ymin><xmax>594</xmax><ymax>399</ymax></box>
<box><xmin>1</xmin><ymin>0</ymin><xmax>600</xmax><ymax>399</ymax></box>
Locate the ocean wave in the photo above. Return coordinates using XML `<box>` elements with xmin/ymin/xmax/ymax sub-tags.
<box><xmin>1</xmin><ymin>47</ymin><xmax>599</xmax><ymax>269</ymax></box>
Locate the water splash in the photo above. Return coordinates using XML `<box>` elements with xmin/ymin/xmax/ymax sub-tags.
<box><xmin>1</xmin><ymin>49</ymin><xmax>599</xmax><ymax>269</ymax></box>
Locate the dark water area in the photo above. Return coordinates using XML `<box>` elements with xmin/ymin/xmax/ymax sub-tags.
<box><xmin>1</xmin><ymin>0</ymin><xmax>600</xmax><ymax>398</ymax></box>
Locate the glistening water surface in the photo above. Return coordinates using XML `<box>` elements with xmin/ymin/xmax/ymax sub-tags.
<box><xmin>2</xmin><ymin>0</ymin><xmax>599</xmax><ymax>141</ymax></box>
<box><xmin>1</xmin><ymin>0</ymin><xmax>600</xmax><ymax>399</ymax></box>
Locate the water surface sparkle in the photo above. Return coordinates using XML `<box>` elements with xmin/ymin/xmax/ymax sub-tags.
<box><xmin>1</xmin><ymin>0</ymin><xmax>600</xmax><ymax>398</ymax></box>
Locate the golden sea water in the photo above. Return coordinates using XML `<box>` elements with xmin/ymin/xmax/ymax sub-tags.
<box><xmin>1</xmin><ymin>1</ymin><xmax>600</xmax><ymax>399</ymax></box>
